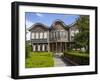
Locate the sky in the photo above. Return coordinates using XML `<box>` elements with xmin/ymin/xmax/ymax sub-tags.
<box><xmin>25</xmin><ymin>12</ymin><xmax>79</xmax><ymax>28</ymax></box>
<box><xmin>25</xmin><ymin>12</ymin><xmax>79</xmax><ymax>40</ymax></box>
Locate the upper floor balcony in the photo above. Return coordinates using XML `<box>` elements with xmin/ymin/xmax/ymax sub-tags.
<box><xmin>49</xmin><ymin>30</ymin><xmax>69</xmax><ymax>42</ymax></box>
<box><xmin>31</xmin><ymin>39</ymin><xmax>48</xmax><ymax>43</ymax></box>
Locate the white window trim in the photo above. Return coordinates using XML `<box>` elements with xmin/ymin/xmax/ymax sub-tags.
<box><xmin>36</xmin><ymin>32</ymin><xmax>39</xmax><ymax>39</ymax></box>
<box><xmin>40</xmin><ymin>32</ymin><xmax>43</xmax><ymax>39</ymax></box>
<box><xmin>31</xmin><ymin>33</ymin><xmax>34</xmax><ymax>39</ymax></box>
<box><xmin>44</xmin><ymin>32</ymin><xmax>47</xmax><ymax>38</ymax></box>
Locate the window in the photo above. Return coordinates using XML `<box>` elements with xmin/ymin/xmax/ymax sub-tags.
<box><xmin>44</xmin><ymin>32</ymin><xmax>47</xmax><ymax>38</ymax></box>
<box><xmin>31</xmin><ymin>33</ymin><xmax>34</xmax><ymax>39</ymax></box>
<box><xmin>55</xmin><ymin>31</ymin><xmax>57</xmax><ymax>38</ymax></box>
<box><xmin>60</xmin><ymin>31</ymin><xmax>63</xmax><ymax>38</ymax></box>
<box><xmin>53</xmin><ymin>31</ymin><xmax>55</xmax><ymax>38</ymax></box>
<box><xmin>50</xmin><ymin>31</ymin><xmax>52</xmax><ymax>40</ymax></box>
<box><xmin>71</xmin><ymin>30</ymin><xmax>75</xmax><ymax>36</ymax></box>
<box><xmin>63</xmin><ymin>31</ymin><xmax>67</xmax><ymax>38</ymax></box>
<box><xmin>58</xmin><ymin>31</ymin><xmax>60</xmax><ymax>39</ymax></box>
<box><xmin>40</xmin><ymin>32</ymin><xmax>43</xmax><ymax>39</ymax></box>
<box><xmin>36</xmin><ymin>32</ymin><xmax>39</xmax><ymax>39</ymax></box>
<box><xmin>65</xmin><ymin>31</ymin><xmax>68</xmax><ymax>39</ymax></box>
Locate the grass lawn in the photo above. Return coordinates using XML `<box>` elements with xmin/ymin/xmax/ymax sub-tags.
<box><xmin>25</xmin><ymin>52</ymin><xmax>54</xmax><ymax>68</ymax></box>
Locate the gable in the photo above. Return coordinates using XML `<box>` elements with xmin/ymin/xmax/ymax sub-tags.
<box><xmin>29</xmin><ymin>23</ymin><xmax>48</xmax><ymax>32</ymax></box>
<box><xmin>51</xmin><ymin>21</ymin><xmax>67</xmax><ymax>30</ymax></box>
<box><xmin>33</xmin><ymin>25</ymin><xmax>47</xmax><ymax>31</ymax></box>
<box><xmin>53</xmin><ymin>22</ymin><xmax>65</xmax><ymax>30</ymax></box>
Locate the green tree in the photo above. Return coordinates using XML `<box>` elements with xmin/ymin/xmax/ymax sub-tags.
<box><xmin>74</xmin><ymin>15</ymin><xmax>89</xmax><ymax>53</ymax></box>
<box><xmin>26</xmin><ymin>43</ymin><xmax>32</xmax><ymax>58</ymax></box>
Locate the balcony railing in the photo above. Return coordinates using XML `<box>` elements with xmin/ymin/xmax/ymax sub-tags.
<box><xmin>50</xmin><ymin>38</ymin><xmax>68</xmax><ymax>42</ymax></box>
<box><xmin>31</xmin><ymin>39</ymin><xmax>48</xmax><ymax>43</ymax></box>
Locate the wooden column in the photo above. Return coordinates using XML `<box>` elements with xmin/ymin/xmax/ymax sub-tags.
<box><xmin>60</xmin><ymin>42</ymin><xmax>61</xmax><ymax>53</ymax></box>
<box><xmin>54</xmin><ymin>42</ymin><xmax>56</xmax><ymax>52</ymax></box>
<box><xmin>63</xmin><ymin>42</ymin><xmax>65</xmax><ymax>52</ymax></box>
<box><xmin>53</xmin><ymin>43</ymin><xmax>54</xmax><ymax>52</ymax></box>
<box><xmin>61</xmin><ymin>42</ymin><xmax>62</xmax><ymax>52</ymax></box>
<box><xmin>52</xmin><ymin>43</ymin><xmax>54</xmax><ymax>52</ymax></box>
<box><xmin>48</xmin><ymin>44</ymin><xmax>49</xmax><ymax>52</ymax></box>
<box><xmin>62</xmin><ymin>42</ymin><xmax>63</xmax><ymax>52</ymax></box>
<box><xmin>50</xmin><ymin>43</ymin><xmax>51</xmax><ymax>52</ymax></box>
<box><xmin>37</xmin><ymin>43</ymin><xmax>39</xmax><ymax>51</ymax></box>
<box><xmin>65</xmin><ymin>42</ymin><xmax>67</xmax><ymax>51</ymax></box>
<box><xmin>36</xmin><ymin>43</ymin><xmax>37</xmax><ymax>51</ymax></box>
<box><xmin>63</xmin><ymin>42</ymin><xmax>64</xmax><ymax>52</ymax></box>
<box><xmin>51</xmin><ymin>43</ymin><xmax>52</xmax><ymax>52</ymax></box>
<box><xmin>42</xmin><ymin>44</ymin><xmax>44</xmax><ymax>51</ymax></box>
<box><xmin>56</xmin><ymin>42</ymin><xmax>57</xmax><ymax>53</ymax></box>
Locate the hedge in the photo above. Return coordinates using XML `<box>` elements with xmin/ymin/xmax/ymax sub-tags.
<box><xmin>63</xmin><ymin>51</ymin><xmax>89</xmax><ymax>65</ymax></box>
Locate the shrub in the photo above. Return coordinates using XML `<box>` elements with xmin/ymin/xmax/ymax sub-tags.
<box><xmin>25</xmin><ymin>44</ymin><xmax>32</xmax><ymax>58</ymax></box>
<box><xmin>64</xmin><ymin>51</ymin><xmax>89</xmax><ymax>65</ymax></box>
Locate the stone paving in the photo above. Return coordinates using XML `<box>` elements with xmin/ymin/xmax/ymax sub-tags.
<box><xmin>53</xmin><ymin>53</ymin><xmax>71</xmax><ymax>67</ymax></box>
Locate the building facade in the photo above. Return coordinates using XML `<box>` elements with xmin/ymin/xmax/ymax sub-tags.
<box><xmin>28</xmin><ymin>20</ymin><xmax>79</xmax><ymax>53</ymax></box>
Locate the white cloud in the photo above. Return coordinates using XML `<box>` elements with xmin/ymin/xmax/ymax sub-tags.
<box><xmin>26</xmin><ymin>20</ymin><xmax>34</xmax><ymax>28</ymax></box>
<box><xmin>26</xmin><ymin>20</ymin><xmax>34</xmax><ymax>40</ymax></box>
<box><xmin>26</xmin><ymin>31</ymin><xmax>30</xmax><ymax>41</ymax></box>
<box><xmin>36</xmin><ymin>13</ymin><xmax>43</xmax><ymax>17</ymax></box>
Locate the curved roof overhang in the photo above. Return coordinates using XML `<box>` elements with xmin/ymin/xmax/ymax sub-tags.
<box><xmin>28</xmin><ymin>23</ymin><xmax>49</xmax><ymax>31</ymax></box>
